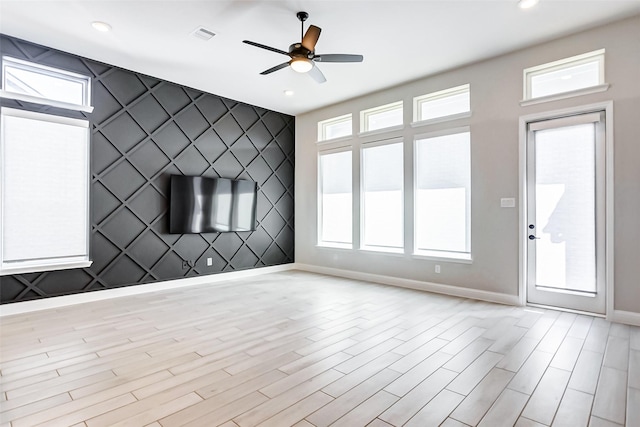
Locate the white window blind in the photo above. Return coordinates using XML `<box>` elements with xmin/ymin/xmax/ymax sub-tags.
<box><xmin>319</xmin><ymin>150</ymin><xmax>352</xmax><ymax>246</ymax></box>
<box><xmin>1</xmin><ymin>108</ymin><xmax>91</xmax><ymax>275</ymax></box>
<box><xmin>415</xmin><ymin>131</ymin><xmax>471</xmax><ymax>258</ymax></box>
<box><xmin>362</xmin><ymin>141</ymin><xmax>403</xmax><ymax>251</ymax></box>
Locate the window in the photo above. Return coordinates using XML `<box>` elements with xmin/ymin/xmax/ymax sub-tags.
<box><xmin>415</xmin><ymin>130</ymin><xmax>471</xmax><ymax>259</ymax></box>
<box><xmin>413</xmin><ymin>84</ymin><xmax>470</xmax><ymax>123</ymax></box>
<box><xmin>360</xmin><ymin>101</ymin><xmax>403</xmax><ymax>133</ymax></box>
<box><xmin>318</xmin><ymin>114</ymin><xmax>352</xmax><ymax>142</ymax></box>
<box><xmin>1</xmin><ymin>56</ymin><xmax>92</xmax><ymax>112</ymax></box>
<box><xmin>318</xmin><ymin>150</ymin><xmax>352</xmax><ymax>247</ymax></box>
<box><xmin>524</xmin><ymin>49</ymin><xmax>605</xmax><ymax>100</ymax></box>
<box><xmin>0</xmin><ymin>57</ymin><xmax>92</xmax><ymax>276</ymax></box>
<box><xmin>361</xmin><ymin>141</ymin><xmax>403</xmax><ymax>252</ymax></box>
<box><xmin>1</xmin><ymin>108</ymin><xmax>91</xmax><ymax>275</ymax></box>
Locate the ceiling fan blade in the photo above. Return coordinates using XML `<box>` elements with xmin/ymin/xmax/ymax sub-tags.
<box><xmin>302</xmin><ymin>25</ymin><xmax>321</xmax><ymax>51</ymax></box>
<box><xmin>243</xmin><ymin>40</ymin><xmax>289</xmax><ymax>56</ymax></box>
<box><xmin>308</xmin><ymin>63</ymin><xmax>327</xmax><ymax>84</ymax></box>
<box><xmin>260</xmin><ymin>62</ymin><xmax>291</xmax><ymax>75</ymax></box>
<box><xmin>314</xmin><ymin>54</ymin><xmax>364</xmax><ymax>63</ymax></box>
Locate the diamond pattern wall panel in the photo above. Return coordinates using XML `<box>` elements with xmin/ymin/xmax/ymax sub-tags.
<box><xmin>0</xmin><ymin>35</ymin><xmax>295</xmax><ymax>304</ymax></box>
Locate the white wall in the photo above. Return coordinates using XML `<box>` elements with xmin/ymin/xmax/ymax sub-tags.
<box><xmin>295</xmin><ymin>15</ymin><xmax>640</xmax><ymax>314</ymax></box>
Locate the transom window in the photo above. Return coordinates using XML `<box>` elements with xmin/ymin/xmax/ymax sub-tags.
<box><xmin>524</xmin><ymin>49</ymin><xmax>605</xmax><ymax>100</ymax></box>
<box><xmin>360</xmin><ymin>101</ymin><xmax>403</xmax><ymax>133</ymax></box>
<box><xmin>318</xmin><ymin>114</ymin><xmax>352</xmax><ymax>142</ymax></box>
<box><xmin>1</xmin><ymin>56</ymin><xmax>92</xmax><ymax>111</ymax></box>
<box><xmin>413</xmin><ymin>84</ymin><xmax>470</xmax><ymax>123</ymax></box>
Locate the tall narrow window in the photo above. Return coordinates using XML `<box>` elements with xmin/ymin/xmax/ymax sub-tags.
<box><xmin>318</xmin><ymin>150</ymin><xmax>352</xmax><ymax>247</ymax></box>
<box><xmin>1</xmin><ymin>108</ymin><xmax>91</xmax><ymax>275</ymax></box>
<box><xmin>415</xmin><ymin>131</ymin><xmax>471</xmax><ymax>258</ymax></box>
<box><xmin>0</xmin><ymin>57</ymin><xmax>92</xmax><ymax>276</ymax></box>
<box><xmin>362</xmin><ymin>141</ymin><xmax>403</xmax><ymax>251</ymax></box>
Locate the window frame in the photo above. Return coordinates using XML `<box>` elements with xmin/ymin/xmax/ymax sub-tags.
<box><xmin>359</xmin><ymin>101</ymin><xmax>403</xmax><ymax>134</ymax></box>
<box><xmin>413</xmin><ymin>127</ymin><xmax>472</xmax><ymax>262</ymax></box>
<box><xmin>0</xmin><ymin>107</ymin><xmax>92</xmax><ymax>276</ymax></box>
<box><xmin>360</xmin><ymin>138</ymin><xmax>405</xmax><ymax>254</ymax></box>
<box><xmin>0</xmin><ymin>56</ymin><xmax>94</xmax><ymax>113</ymax></box>
<box><xmin>522</xmin><ymin>49</ymin><xmax>606</xmax><ymax>102</ymax></box>
<box><xmin>317</xmin><ymin>146</ymin><xmax>354</xmax><ymax>249</ymax></box>
<box><xmin>412</xmin><ymin>84</ymin><xmax>470</xmax><ymax>126</ymax></box>
<box><xmin>317</xmin><ymin>113</ymin><xmax>352</xmax><ymax>143</ymax></box>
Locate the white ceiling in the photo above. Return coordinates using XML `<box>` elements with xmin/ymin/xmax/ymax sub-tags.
<box><xmin>1</xmin><ymin>1</ymin><xmax>639</xmax><ymax>115</ymax></box>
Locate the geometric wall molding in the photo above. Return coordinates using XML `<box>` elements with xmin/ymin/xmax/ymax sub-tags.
<box><xmin>0</xmin><ymin>34</ymin><xmax>295</xmax><ymax>304</ymax></box>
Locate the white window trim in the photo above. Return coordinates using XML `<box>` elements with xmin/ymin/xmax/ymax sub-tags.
<box><xmin>413</xmin><ymin>84</ymin><xmax>470</xmax><ymax>123</ymax></box>
<box><xmin>360</xmin><ymin>138</ymin><xmax>404</xmax><ymax>253</ymax></box>
<box><xmin>317</xmin><ymin>113</ymin><xmax>352</xmax><ymax>142</ymax></box>
<box><xmin>1</xmin><ymin>56</ymin><xmax>94</xmax><ymax>112</ymax></box>
<box><xmin>411</xmin><ymin>111</ymin><xmax>471</xmax><ymax>128</ymax></box>
<box><xmin>359</xmin><ymin>100</ymin><xmax>403</xmax><ymax>134</ymax></box>
<box><xmin>523</xmin><ymin>49</ymin><xmax>606</xmax><ymax>101</ymax></box>
<box><xmin>519</xmin><ymin>83</ymin><xmax>610</xmax><ymax>107</ymax></box>
<box><xmin>413</xmin><ymin>127</ymin><xmax>472</xmax><ymax>259</ymax></box>
<box><xmin>317</xmin><ymin>146</ymin><xmax>353</xmax><ymax>249</ymax></box>
<box><xmin>0</xmin><ymin>107</ymin><xmax>92</xmax><ymax>276</ymax></box>
<box><xmin>412</xmin><ymin>250</ymin><xmax>472</xmax><ymax>263</ymax></box>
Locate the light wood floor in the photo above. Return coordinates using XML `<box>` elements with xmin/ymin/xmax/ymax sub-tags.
<box><xmin>1</xmin><ymin>271</ymin><xmax>638</xmax><ymax>427</ymax></box>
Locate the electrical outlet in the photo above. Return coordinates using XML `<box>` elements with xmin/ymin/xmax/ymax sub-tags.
<box><xmin>207</xmin><ymin>257</ymin><xmax>212</xmax><ymax>266</ymax></box>
<box><xmin>435</xmin><ymin>264</ymin><xmax>441</xmax><ymax>273</ymax></box>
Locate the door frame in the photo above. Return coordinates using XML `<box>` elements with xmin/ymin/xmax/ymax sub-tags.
<box><xmin>518</xmin><ymin>101</ymin><xmax>614</xmax><ymax>317</ymax></box>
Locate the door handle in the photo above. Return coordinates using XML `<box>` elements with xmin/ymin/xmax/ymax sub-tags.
<box><xmin>528</xmin><ymin>235</ymin><xmax>540</xmax><ymax>240</ymax></box>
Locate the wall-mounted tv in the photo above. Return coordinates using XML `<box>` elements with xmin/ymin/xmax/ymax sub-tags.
<box><xmin>169</xmin><ymin>175</ymin><xmax>258</xmax><ymax>234</ymax></box>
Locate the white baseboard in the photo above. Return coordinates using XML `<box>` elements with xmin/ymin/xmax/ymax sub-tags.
<box><xmin>0</xmin><ymin>264</ymin><xmax>296</xmax><ymax>317</ymax></box>
<box><xmin>294</xmin><ymin>263</ymin><xmax>521</xmax><ymax>306</ymax></box>
<box><xmin>610</xmin><ymin>310</ymin><xmax>640</xmax><ymax>327</ymax></box>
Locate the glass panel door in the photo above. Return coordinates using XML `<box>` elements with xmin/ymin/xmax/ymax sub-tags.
<box><xmin>526</xmin><ymin>112</ymin><xmax>605</xmax><ymax>314</ymax></box>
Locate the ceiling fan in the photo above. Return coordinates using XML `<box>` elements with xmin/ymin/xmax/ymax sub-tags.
<box><xmin>242</xmin><ymin>11</ymin><xmax>364</xmax><ymax>83</ymax></box>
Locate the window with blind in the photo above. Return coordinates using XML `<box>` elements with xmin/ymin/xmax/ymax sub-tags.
<box><xmin>318</xmin><ymin>149</ymin><xmax>352</xmax><ymax>247</ymax></box>
<box><xmin>361</xmin><ymin>141</ymin><xmax>404</xmax><ymax>252</ymax></box>
<box><xmin>414</xmin><ymin>130</ymin><xmax>471</xmax><ymax>259</ymax></box>
<box><xmin>0</xmin><ymin>58</ymin><xmax>92</xmax><ymax>276</ymax></box>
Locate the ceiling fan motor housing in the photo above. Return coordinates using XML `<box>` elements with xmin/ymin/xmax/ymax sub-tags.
<box><xmin>289</xmin><ymin>43</ymin><xmax>314</xmax><ymax>59</ymax></box>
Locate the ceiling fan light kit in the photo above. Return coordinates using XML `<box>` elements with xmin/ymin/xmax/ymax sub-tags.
<box><xmin>290</xmin><ymin>58</ymin><xmax>313</xmax><ymax>73</ymax></box>
<box><xmin>242</xmin><ymin>11</ymin><xmax>364</xmax><ymax>83</ymax></box>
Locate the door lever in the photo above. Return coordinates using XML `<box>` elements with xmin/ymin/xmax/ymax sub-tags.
<box><xmin>528</xmin><ymin>235</ymin><xmax>540</xmax><ymax>240</ymax></box>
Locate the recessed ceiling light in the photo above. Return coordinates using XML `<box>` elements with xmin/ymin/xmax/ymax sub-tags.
<box><xmin>91</xmin><ymin>21</ymin><xmax>112</xmax><ymax>32</ymax></box>
<box><xmin>518</xmin><ymin>0</ymin><xmax>539</xmax><ymax>9</ymax></box>
<box><xmin>284</xmin><ymin>90</ymin><xmax>294</xmax><ymax>96</ymax></box>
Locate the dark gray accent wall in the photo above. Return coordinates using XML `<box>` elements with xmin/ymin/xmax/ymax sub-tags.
<box><xmin>0</xmin><ymin>35</ymin><xmax>295</xmax><ymax>304</ymax></box>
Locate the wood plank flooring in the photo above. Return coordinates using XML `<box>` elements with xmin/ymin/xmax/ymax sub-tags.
<box><xmin>1</xmin><ymin>270</ymin><xmax>638</xmax><ymax>426</ymax></box>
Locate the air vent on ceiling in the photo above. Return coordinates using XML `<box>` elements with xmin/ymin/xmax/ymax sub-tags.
<box><xmin>191</xmin><ymin>26</ymin><xmax>216</xmax><ymax>41</ymax></box>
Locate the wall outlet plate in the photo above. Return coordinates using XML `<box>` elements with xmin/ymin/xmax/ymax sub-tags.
<box><xmin>501</xmin><ymin>197</ymin><xmax>516</xmax><ymax>208</ymax></box>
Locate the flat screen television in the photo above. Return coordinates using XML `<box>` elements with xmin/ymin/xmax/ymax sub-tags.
<box><xmin>169</xmin><ymin>175</ymin><xmax>257</xmax><ymax>233</ymax></box>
